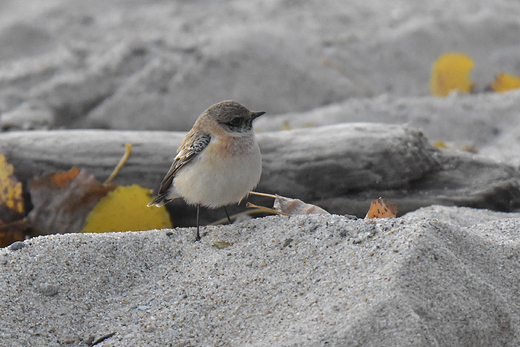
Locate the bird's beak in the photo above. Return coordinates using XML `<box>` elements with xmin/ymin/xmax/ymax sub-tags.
<box><xmin>251</xmin><ymin>111</ymin><xmax>266</xmax><ymax>120</ymax></box>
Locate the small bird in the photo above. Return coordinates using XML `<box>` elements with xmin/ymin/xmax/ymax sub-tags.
<box><xmin>148</xmin><ymin>100</ymin><xmax>265</xmax><ymax>241</ymax></box>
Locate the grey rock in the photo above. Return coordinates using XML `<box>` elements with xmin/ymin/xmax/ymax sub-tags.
<box><xmin>39</xmin><ymin>283</ymin><xmax>59</xmax><ymax>297</ymax></box>
<box><xmin>9</xmin><ymin>241</ymin><xmax>25</xmax><ymax>251</ymax></box>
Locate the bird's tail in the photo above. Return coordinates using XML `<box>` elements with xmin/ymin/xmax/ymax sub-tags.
<box><xmin>147</xmin><ymin>192</ymin><xmax>171</xmax><ymax>207</ymax></box>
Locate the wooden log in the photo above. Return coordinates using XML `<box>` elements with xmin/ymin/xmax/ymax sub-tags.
<box><xmin>258</xmin><ymin>123</ymin><xmax>438</xmax><ymax>199</ymax></box>
<box><xmin>1</xmin><ymin>124</ymin><xmax>519</xmax><ymax>223</ymax></box>
<box><xmin>0</xmin><ymin>129</ymin><xmax>185</xmax><ymax>188</ymax></box>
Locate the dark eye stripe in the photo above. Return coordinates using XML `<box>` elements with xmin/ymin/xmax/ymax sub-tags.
<box><xmin>228</xmin><ymin>118</ymin><xmax>241</xmax><ymax>126</ymax></box>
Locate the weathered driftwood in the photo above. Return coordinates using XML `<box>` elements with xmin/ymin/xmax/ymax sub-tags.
<box><xmin>1</xmin><ymin>123</ymin><xmax>519</xmax><ymax>223</ymax></box>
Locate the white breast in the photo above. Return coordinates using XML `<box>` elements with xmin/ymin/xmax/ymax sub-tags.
<box><xmin>172</xmin><ymin>137</ymin><xmax>262</xmax><ymax>208</ymax></box>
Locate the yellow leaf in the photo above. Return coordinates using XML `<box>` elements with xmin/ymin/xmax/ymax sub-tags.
<box><xmin>83</xmin><ymin>185</ymin><xmax>172</xmax><ymax>233</ymax></box>
<box><xmin>433</xmin><ymin>141</ymin><xmax>448</xmax><ymax>149</ymax></box>
<box><xmin>281</xmin><ymin>120</ymin><xmax>291</xmax><ymax>130</ymax></box>
<box><xmin>430</xmin><ymin>53</ymin><xmax>475</xmax><ymax>97</ymax></box>
<box><xmin>0</xmin><ymin>153</ymin><xmax>24</xmax><ymax>215</ymax></box>
<box><xmin>489</xmin><ymin>73</ymin><xmax>520</xmax><ymax>93</ymax></box>
<box><xmin>213</xmin><ymin>241</ymin><xmax>231</xmax><ymax>249</ymax></box>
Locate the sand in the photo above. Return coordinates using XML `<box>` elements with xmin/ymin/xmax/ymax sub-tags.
<box><xmin>1</xmin><ymin>206</ymin><xmax>519</xmax><ymax>346</ymax></box>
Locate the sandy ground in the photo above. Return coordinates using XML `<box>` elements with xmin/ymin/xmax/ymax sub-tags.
<box><xmin>2</xmin><ymin>206</ymin><xmax>520</xmax><ymax>346</ymax></box>
<box><xmin>1</xmin><ymin>0</ymin><xmax>520</xmax><ymax>346</ymax></box>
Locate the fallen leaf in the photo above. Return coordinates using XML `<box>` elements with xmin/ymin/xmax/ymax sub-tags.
<box><xmin>430</xmin><ymin>52</ymin><xmax>475</xmax><ymax>97</ymax></box>
<box><xmin>274</xmin><ymin>195</ymin><xmax>330</xmax><ymax>215</ymax></box>
<box><xmin>0</xmin><ymin>153</ymin><xmax>24</xmax><ymax>222</ymax></box>
<box><xmin>433</xmin><ymin>141</ymin><xmax>448</xmax><ymax>149</ymax></box>
<box><xmin>281</xmin><ymin>120</ymin><xmax>292</xmax><ymax>130</ymax></box>
<box><xmin>489</xmin><ymin>73</ymin><xmax>520</xmax><ymax>93</ymax></box>
<box><xmin>50</xmin><ymin>167</ymin><xmax>81</xmax><ymax>188</ymax></box>
<box><xmin>365</xmin><ymin>198</ymin><xmax>397</xmax><ymax>219</ymax></box>
<box><xmin>213</xmin><ymin>241</ymin><xmax>231</xmax><ymax>249</ymax></box>
<box><xmin>247</xmin><ymin>192</ymin><xmax>330</xmax><ymax>216</ymax></box>
<box><xmin>83</xmin><ymin>184</ymin><xmax>172</xmax><ymax>233</ymax></box>
<box><xmin>28</xmin><ymin>167</ymin><xmax>117</xmax><ymax>234</ymax></box>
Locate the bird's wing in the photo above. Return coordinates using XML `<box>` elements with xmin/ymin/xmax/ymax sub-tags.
<box><xmin>157</xmin><ymin>131</ymin><xmax>211</xmax><ymax>196</ymax></box>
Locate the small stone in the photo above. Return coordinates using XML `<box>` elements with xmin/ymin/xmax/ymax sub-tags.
<box><xmin>282</xmin><ymin>238</ymin><xmax>294</xmax><ymax>248</ymax></box>
<box><xmin>9</xmin><ymin>241</ymin><xmax>25</xmax><ymax>251</ymax></box>
<box><xmin>40</xmin><ymin>283</ymin><xmax>59</xmax><ymax>296</ymax></box>
<box><xmin>85</xmin><ymin>335</ymin><xmax>95</xmax><ymax>345</ymax></box>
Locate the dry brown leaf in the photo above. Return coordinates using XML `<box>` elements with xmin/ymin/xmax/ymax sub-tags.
<box><xmin>365</xmin><ymin>198</ymin><xmax>397</xmax><ymax>219</ymax></box>
<box><xmin>28</xmin><ymin>167</ymin><xmax>117</xmax><ymax>234</ymax></box>
<box><xmin>246</xmin><ymin>192</ymin><xmax>330</xmax><ymax>216</ymax></box>
<box><xmin>273</xmin><ymin>195</ymin><xmax>330</xmax><ymax>215</ymax></box>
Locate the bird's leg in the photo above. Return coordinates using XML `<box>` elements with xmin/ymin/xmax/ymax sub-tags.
<box><xmin>195</xmin><ymin>204</ymin><xmax>201</xmax><ymax>241</ymax></box>
<box><xmin>223</xmin><ymin>206</ymin><xmax>232</xmax><ymax>224</ymax></box>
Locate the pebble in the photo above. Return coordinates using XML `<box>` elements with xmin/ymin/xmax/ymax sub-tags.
<box><xmin>9</xmin><ymin>241</ymin><xmax>25</xmax><ymax>251</ymax></box>
<box><xmin>39</xmin><ymin>283</ymin><xmax>59</xmax><ymax>296</ymax></box>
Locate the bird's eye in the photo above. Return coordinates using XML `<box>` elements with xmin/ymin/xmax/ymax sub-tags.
<box><xmin>228</xmin><ymin>117</ymin><xmax>241</xmax><ymax>127</ymax></box>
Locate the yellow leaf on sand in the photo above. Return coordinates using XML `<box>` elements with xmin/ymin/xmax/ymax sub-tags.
<box><xmin>430</xmin><ymin>53</ymin><xmax>475</xmax><ymax>97</ymax></box>
<box><xmin>489</xmin><ymin>73</ymin><xmax>520</xmax><ymax>93</ymax></box>
<box><xmin>83</xmin><ymin>185</ymin><xmax>172</xmax><ymax>233</ymax></box>
<box><xmin>213</xmin><ymin>241</ymin><xmax>231</xmax><ymax>249</ymax></box>
<box><xmin>0</xmin><ymin>153</ymin><xmax>24</xmax><ymax>216</ymax></box>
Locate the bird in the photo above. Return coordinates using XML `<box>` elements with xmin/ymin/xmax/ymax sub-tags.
<box><xmin>148</xmin><ymin>100</ymin><xmax>265</xmax><ymax>241</ymax></box>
